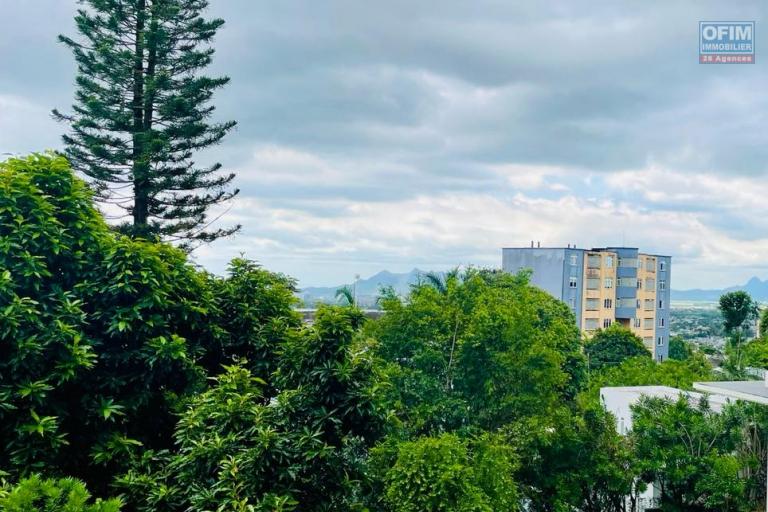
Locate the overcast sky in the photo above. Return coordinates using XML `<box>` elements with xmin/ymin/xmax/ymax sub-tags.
<box><xmin>1</xmin><ymin>1</ymin><xmax>766</xmax><ymax>289</ymax></box>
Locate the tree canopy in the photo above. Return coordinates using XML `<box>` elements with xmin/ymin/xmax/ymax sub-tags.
<box><xmin>3</xmin><ymin>152</ymin><xmax>768</xmax><ymax>512</ymax></box>
<box><xmin>584</xmin><ymin>324</ymin><xmax>651</xmax><ymax>370</ymax></box>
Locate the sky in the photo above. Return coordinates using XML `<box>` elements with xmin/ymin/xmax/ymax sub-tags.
<box><xmin>1</xmin><ymin>1</ymin><xmax>767</xmax><ymax>289</ymax></box>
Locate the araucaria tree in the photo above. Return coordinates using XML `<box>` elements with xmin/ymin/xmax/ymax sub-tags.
<box><xmin>54</xmin><ymin>0</ymin><xmax>239</xmax><ymax>244</ymax></box>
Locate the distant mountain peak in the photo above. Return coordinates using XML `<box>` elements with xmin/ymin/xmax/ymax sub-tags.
<box><xmin>673</xmin><ymin>275</ymin><xmax>768</xmax><ymax>302</ymax></box>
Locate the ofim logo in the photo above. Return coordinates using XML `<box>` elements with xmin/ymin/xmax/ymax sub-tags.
<box><xmin>699</xmin><ymin>21</ymin><xmax>755</xmax><ymax>64</ymax></box>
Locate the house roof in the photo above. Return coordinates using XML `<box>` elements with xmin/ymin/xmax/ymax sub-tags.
<box><xmin>693</xmin><ymin>381</ymin><xmax>768</xmax><ymax>405</ymax></box>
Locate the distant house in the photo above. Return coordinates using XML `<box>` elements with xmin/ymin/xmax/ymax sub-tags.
<box><xmin>600</xmin><ymin>385</ymin><xmax>730</xmax><ymax>511</ymax></box>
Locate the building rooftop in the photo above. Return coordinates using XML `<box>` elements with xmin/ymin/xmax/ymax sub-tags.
<box><xmin>693</xmin><ymin>381</ymin><xmax>768</xmax><ymax>405</ymax></box>
<box><xmin>501</xmin><ymin>246</ymin><xmax>671</xmax><ymax>257</ymax></box>
<box><xmin>601</xmin><ymin>385</ymin><xmax>730</xmax><ymax>411</ymax></box>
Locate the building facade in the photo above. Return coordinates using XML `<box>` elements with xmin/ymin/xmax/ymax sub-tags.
<box><xmin>502</xmin><ymin>246</ymin><xmax>671</xmax><ymax>360</ymax></box>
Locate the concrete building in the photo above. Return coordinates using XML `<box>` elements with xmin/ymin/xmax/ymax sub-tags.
<box><xmin>502</xmin><ymin>245</ymin><xmax>671</xmax><ymax>360</ymax></box>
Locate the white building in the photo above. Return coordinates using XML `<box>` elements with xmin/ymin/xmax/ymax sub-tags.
<box><xmin>600</xmin><ymin>386</ymin><xmax>731</xmax><ymax>511</ymax></box>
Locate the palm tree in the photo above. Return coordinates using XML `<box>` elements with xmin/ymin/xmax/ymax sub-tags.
<box><xmin>422</xmin><ymin>268</ymin><xmax>461</xmax><ymax>295</ymax></box>
<box><xmin>335</xmin><ymin>285</ymin><xmax>355</xmax><ymax>306</ymax></box>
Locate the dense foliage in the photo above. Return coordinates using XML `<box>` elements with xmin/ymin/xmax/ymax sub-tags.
<box><xmin>0</xmin><ymin>475</ymin><xmax>121</xmax><ymax>512</ymax></box>
<box><xmin>371</xmin><ymin>269</ymin><xmax>586</xmax><ymax>434</ymax></box>
<box><xmin>0</xmin><ymin>154</ymin><xmax>296</xmax><ymax>495</ymax></box>
<box><xmin>5</xmin><ymin>153</ymin><xmax>768</xmax><ymax>511</ymax></box>
<box><xmin>380</xmin><ymin>433</ymin><xmax>518</xmax><ymax>512</ymax></box>
<box><xmin>632</xmin><ymin>397</ymin><xmax>749</xmax><ymax>511</ymax></box>
<box><xmin>585</xmin><ymin>324</ymin><xmax>651</xmax><ymax>370</ymax></box>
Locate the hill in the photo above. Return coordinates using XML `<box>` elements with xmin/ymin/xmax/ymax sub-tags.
<box><xmin>672</xmin><ymin>276</ymin><xmax>768</xmax><ymax>302</ymax></box>
<box><xmin>298</xmin><ymin>269</ymin><xmax>426</xmax><ymax>307</ymax></box>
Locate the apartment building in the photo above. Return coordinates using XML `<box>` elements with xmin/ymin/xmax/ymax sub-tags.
<box><xmin>502</xmin><ymin>245</ymin><xmax>671</xmax><ymax>360</ymax></box>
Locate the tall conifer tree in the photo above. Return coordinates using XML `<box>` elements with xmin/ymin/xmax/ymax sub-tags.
<box><xmin>54</xmin><ymin>0</ymin><xmax>239</xmax><ymax>244</ymax></box>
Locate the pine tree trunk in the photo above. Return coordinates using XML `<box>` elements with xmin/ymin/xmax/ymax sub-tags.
<box><xmin>132</xmin><ymin>0</ymin><xmax>149</xmax><ymax>228</ymax></box>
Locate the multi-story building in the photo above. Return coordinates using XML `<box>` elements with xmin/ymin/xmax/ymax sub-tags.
<box><xmin>502</xmin><ymin>245</ymin><xmax>671</xmax><ymax>360</ymax></box>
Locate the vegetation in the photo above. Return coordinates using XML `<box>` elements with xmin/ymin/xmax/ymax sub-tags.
<box><xmin>720</xmin><ymin>291</ymin><xmax>760</xmax><ymax>374</ymax></box>
<box><xmin>668</xmin><ymin>335</ymin><xmax>694</xmax><ymax>361</ymax></box>
<box><xmin>5</xmin><ymin>152</ymin><xmax>768</xmax><ymax>511</ymax></box>
<box><xmin>0</xmin><ymin>475</ymin><xmax>121</xmax><ymax>512</ymax></box>
<box><xmin>632</xmin><ymin>397</ymin><xmax>748</xmax><ymax>511</ymax></box>
<box><xmin>585</xmin><ymin>324</ymin><xmax>651</xmax><ymax>370</ymax></box>
<box><xmin>53</xmin><ymin>0</ymin><xmax>239</xmax><ymax>244</ymax></box>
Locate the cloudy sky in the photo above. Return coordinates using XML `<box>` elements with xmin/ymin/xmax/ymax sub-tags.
<box><xmin>1</xmin><ymin>1</ymin><xmax>766</xmax><ymax>289</ymax></box>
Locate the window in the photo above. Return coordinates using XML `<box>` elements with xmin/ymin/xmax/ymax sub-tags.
<box><xmin>646</xmin><ymin>258</ymin><xmax>656</xmax><ymax>272</ymax></box>
<box><xmin>586</xmin><ymin>298</ymin><xmax>599</xmax><ymax>311</ymax></box>
<box><xmin>658</xmin><ymin>300</ymin><xmax>665</xmax><ymax>309</ymax></box>
<box><xmin>570</xmin><ymin>254</ymin><xmax>578</xmax><ymax>266</ymax></box>
<box><xmin>619</xmin><ymin>258</ymin><xmax>637</xmax><ymax>268</ymax></box>
<box><xmin>618</xmin><ymin>277</ymin><xmax>637</xmax><ymax>288</ymax></box>
<box><xmin>586</xmin><ymin>278</ymin><xmax>600</xmax><ymax>290</ymax></box>
<box><xmin>659</xmin><ymin>261</ymin><xmax>666</xmax><ymax>272</ymax></box>
<box><xmin>604</xmin><ymin>278</ymin><xmax>613</xmax><ymax>289</ymax></box>
<box><xmin>634</xmin><ymin>318</ymin><xmax>642</xmax><ymax>328</ymax></box>
<box><xmin>643</xmin><ymin>318</ymin><xmax>654</xmax><ymax>330</ymax></box>
<box><xmin>618</xmin><ymin>298</ymin><xmax>636</xmax><ymax>308</ymax></box>
<box><xmin>657</xmin><ymin>354</ymin><xmax>664</xmax><ymax>362</ymax></box>
<box><xmin>637</xmin><ymin>279</ymin><xmax>643</xmax><ymax>289</ymax></box>
<box><xmin>605</xmin><ymin>256</ymin><xmax>614</xmax><ymax>268</ymax></box>
<box><xmin>587</xmin><ymin>255</ymin><xmax>601</xmax><ymax>268</ymax></box>
<box><xmin>645</xmin><ymin>278</ymin><xmax>655</xmax><ymax>289</ymax></box>
<box><xmin>569</xmin><ymin>277</ymin><xmax>578</xmax><ymax>288</ymax></box>
<box><xmin>603</xmin><ymin>298</ymin><xmax>613</xmax><ymax>309</ymax></box>
<box><xmin>603</xmin><ymin>318</ymin><xmax>612</xmax><ymax>328</ymax></box>
<box><xmin>569</xmin><ymin>297</ymin><xmax>576</xmax><ymax>309</ymax></box>
<box><xmin>636</xmin><ymin>299</ymin><xmax>641</xmax><ymax>308</ymax></box>
<box><xmin>659</xmin><ymin>280</ymin><xmax>666</xmax><ymax>291</ymax></box>
<box><xmin>585</xmin><ymin>318</ymin><xmax>599</xmax><ymax>330</ymax></box>
<box><xmin>657</xmin><ymin>336</ymin><xmax>664</xmax><ymax>346</ymax></box>
<box><xmin>644</xmin><ymin>299</ymin><xmax>654</xmax><ymax>311</ymax></box>
<box><xmin>659</xmin><ymin>317</ymin><xmax>665</xmax><ymax>328</ymax></box>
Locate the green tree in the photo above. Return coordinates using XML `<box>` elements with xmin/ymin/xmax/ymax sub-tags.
<box><xmin>631</xmin><ymin>397</ymin><xmax>749</xmax><ymax>511</ymax></box>
<box><xmin>381</xmin><ymin>433</ymin><xmax>519</xmax><ymax>512</ymax></box>
<box><xmin>720</xmin><ymin>291</ymin><xmax>759</xmax><ymax>374</ymax></box>
<box><xmin>119</xmin><ymin>306</ymin><xmax>388</xmax><ymax>512</ymax></box>
<box><xmin>585</xmin><ymin>324</ymin><xmax>651</xmax><ymax>371</ymax></box>
<box><xmin>54</xmin><ymin>0</ymin><xmax>239</xmax><ymax>244</ymax></box>
<box><xmin>0</xmin><ymin>154</ymin><xmax>295</xmax><ymax>496</ymax></box>
<box><xmin>584</xmin><ymin>355</ymin><xmax>713</xmax><ymax>399</ymax></box>
<box><xmin>335</xmin><ymin>285</ymin><xmax>356</xmax><ymax>306</ymax></box>
<box><xmin>0</xmin><ymin>475</ymin><xmax>121</xmax><ymax>512</ymax></box>
<box><xmin>743</xmin><ymin>338</ymin><xmax>768</xmax><ymax>369</ymax></box>
<box><xmin>371</xmin><ymin>268</ymin><xmax>585</xmax><ymax>434</ymax></box>
<box><xmin>759</xmin><ymin>308</ymin><xmax>768</xmax><ymax>338</ymax></box>
<box><xmin>202</xmin><ymin>257</ymin><xmax>300</xmax><ymax>385</ymax></box>
<box><xmin>511</xmin><ymin>405</ymin><xmax>636</xmax><ymax>512</ymax></box>
<box><xmin>720</xmin><ymin>292</ymin><xmax>758</xmax><ymax>334</ymax></box>
<box><xmin>668</xmin><ymin>335</ymin><xmax>693</xmax><ymax>361</ymax></box>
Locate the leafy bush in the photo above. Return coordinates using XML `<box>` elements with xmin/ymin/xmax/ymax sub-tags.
<box><xmin>118</xmin><ymin>306</ymin><xmax>387</xmax><ymax>512</ymax></box>
<box><xmin>584</xmin><ymin>324</ymin><xmax>651</xmax><ymax>370</ymax></box>
<box><xmin>0</xmin><ymin>154</ymin><xmax>298</xmax><ymax>493</ymax></box>
<box><xmin>383</xmin><ymin>433</ymin><xmax>518</xmax><ymax>512</ymax></box>
<box><xmin>0</xmin><ymin>475</ymin><xmax>121</xmax><ymax>512</ymax></box>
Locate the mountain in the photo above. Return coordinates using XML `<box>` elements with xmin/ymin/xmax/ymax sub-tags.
<box><xmin>672</xmin><ymin>276</ymin><xmax>768</xmax><ymax>302</ymax></box>
<box><xmin>298</xmin><ymin>269</ymin><xmax>427</xmax><ymax>307</ymax></box>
